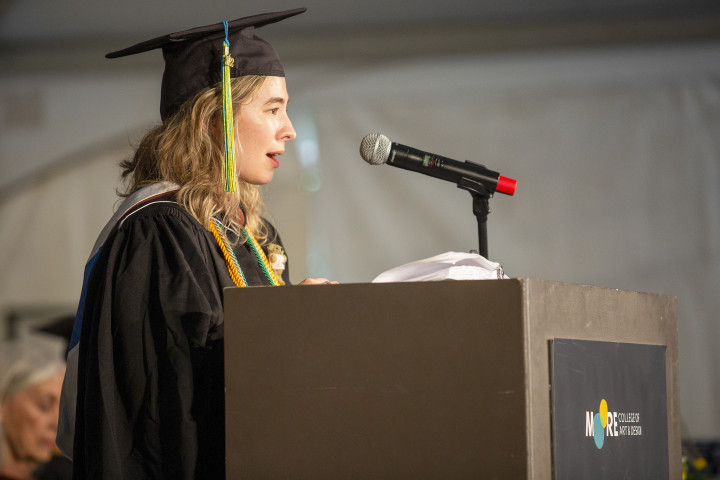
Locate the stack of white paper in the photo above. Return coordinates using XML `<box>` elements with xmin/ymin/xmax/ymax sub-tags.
<box><xmin>372</xmin><ymin>251</ymin><xmax>509</xmax><ymax>283</ymax></box>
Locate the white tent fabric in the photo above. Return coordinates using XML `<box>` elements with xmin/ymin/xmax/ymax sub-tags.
<box><xmin>1</xmin><ymin>42</ymin><xmax>719</xmax><ymax>439</ymax></box>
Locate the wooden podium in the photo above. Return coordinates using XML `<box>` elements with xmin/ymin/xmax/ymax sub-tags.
<box><xmin>224</xmin><ymin>279</ymin><xmax>679</xmax><ymax>479</ymax></box>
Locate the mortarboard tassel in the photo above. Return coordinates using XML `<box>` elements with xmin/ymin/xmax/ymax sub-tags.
<box><xmin>221</xmin><ymin>21</ymin><xmax>238</xmax><ymax>193</ymax></box>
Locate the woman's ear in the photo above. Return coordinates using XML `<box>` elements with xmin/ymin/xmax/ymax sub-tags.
<box><xmin>207</xmin><ymin>114</ymin><xmax>224</xmax><ymax>139</ymax></box>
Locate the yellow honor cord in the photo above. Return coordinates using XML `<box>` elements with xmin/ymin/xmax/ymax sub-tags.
<box><xmin>209</xmin><ymin>219</ymin><xmax>246</xmax><ymax>287</ymax></box>
<box><xmin>209</xmin><ymin>219</ymin><xmax>282</xmax><ymax>287</ymax></box>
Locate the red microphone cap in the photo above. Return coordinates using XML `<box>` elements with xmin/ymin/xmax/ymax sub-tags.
<box><xmin>496</xmin><ymin>175</ymin><xmax>517</xmax><ymax>196</ymax></box>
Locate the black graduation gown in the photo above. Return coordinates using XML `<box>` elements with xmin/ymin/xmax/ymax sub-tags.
<box><xmin>71</xmin><ymin>197</ymin><xmax>289</xmax><ymax>479</ymax></box>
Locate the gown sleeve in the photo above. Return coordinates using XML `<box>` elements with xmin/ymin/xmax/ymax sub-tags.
<box><xmin>73</xmin><ymin>204</ymin><xmax>227</xmax><ymax>480</ymax></box>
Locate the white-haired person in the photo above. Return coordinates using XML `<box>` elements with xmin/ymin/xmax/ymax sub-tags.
<box><xmin>0</xmin><ymin>335</ymin><xmax>66</xmax><ymax>480</ymax></box>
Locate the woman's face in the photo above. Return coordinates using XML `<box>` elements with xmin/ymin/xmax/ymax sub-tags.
<box><xmin>1</xmin><ymin>371</ymin><xmax>64</xmax><ymax>464</ymax></box>
<box><xmin>235</xmin><ymin>76</ymin><xmax>296</xmax><ymax>185</ymax></box>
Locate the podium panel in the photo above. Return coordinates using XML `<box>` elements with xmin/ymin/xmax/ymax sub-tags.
<box><xmin>551</xmin><ymin>339</ymin><xmax>669</xmax><ymax>478</ymax></box>
<box><xmin>224</xmin><ymin>279</ymin><xmax>678</xmax><ymax>479</ymax></box>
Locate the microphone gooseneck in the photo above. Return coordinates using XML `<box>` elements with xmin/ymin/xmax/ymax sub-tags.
<box><xmin>359</xmin><ymin>133</ymin><xmax>518</xmax><ymax>258</ymax></box>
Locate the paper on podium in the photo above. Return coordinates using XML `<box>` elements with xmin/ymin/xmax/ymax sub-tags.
<box><xmin>372</xmin><ymin>251</ymin><xmax>509</xmax><ymax>283</ymax></box>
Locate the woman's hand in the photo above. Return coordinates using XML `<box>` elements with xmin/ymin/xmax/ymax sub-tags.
<box><xmin>298</xmin><ymin>277</ymin><xmax>339</xmax><ymax>285</ymax></box>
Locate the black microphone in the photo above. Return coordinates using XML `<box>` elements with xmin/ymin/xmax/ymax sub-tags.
<box><xmin>359</xmin><ymin>133</ymin><xmax>516</xmax><ymax>196</ymax></box>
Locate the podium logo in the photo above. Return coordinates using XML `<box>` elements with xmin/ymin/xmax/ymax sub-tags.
<box><xmin>585</xmin><ymin>399</ymin><xmax>614</xmax><ymax>449</ymax></box>
<box><xmin>585</xmin><ymin>398</ymin><xmax>644</xmax><ymax>449</ymax></box>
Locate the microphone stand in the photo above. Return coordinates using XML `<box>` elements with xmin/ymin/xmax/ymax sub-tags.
<box><xmin>457</xmin><ymin>177</ymin><xmax>492</xmax><ymax>259</ymax></box>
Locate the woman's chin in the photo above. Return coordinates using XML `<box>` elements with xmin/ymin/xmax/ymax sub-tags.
<box><xmin>240</xmin><ymin>173</ymin><xmax>275</xmax><ymax>185</ymax></box>
<box><xmin>31</xmin><ymin>446</ymin><xmax>55</xmax><ymax>463</ymax></box>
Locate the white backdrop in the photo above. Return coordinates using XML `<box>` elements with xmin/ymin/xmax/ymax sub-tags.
<box><xmin>1</xmin><ymin>41</ymin><xmax>719</xmax><ymax>439</ymax></box>
<box><xmin>276</xmin><ymin>45</ymin><xmax>720</xmax><ymax>441</ymax></box>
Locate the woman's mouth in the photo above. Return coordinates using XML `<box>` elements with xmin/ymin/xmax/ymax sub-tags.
<box><xmin>267</xmin><ymin>153</ymin><xmax>281</xmax><ymax>168</ymax></box>
<box><xmin>40</xmin><ymin>438</ymin><xmax>55</xmax><ymax>448</ymax></box>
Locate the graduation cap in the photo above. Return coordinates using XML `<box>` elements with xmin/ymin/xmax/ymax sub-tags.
<box><xmin>106</xmin><ymin>8</ymin><xmax>305</xmax><ymax>121</ymax></box>
<box><xmin>106</xmin><ymin>8</ymin><xmax>306</xmax><ymax>193</ymax></box>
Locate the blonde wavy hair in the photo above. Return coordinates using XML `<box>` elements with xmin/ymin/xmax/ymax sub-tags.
<box><xmin>120</xmin><ymin>75</ymin><xmax>273</xmax><ymax>244</ymax></box>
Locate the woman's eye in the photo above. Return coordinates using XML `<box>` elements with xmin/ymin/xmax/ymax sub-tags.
<box><xmin>269</xmin><ymin>108</ymin><xmax>279</xmax><ymax>114</ymax></box>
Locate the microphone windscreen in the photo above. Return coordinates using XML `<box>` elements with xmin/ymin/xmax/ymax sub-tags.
<box><xmin>360</xmin><ymin>133</ymin><xmax>391</xmax><ymax>165</ymax></box>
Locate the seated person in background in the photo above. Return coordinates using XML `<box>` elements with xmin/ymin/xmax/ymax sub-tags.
<box><xmin>0</xmin><ymin>336</ymin><xmax>67</xmax><ymax>480</ymax></box>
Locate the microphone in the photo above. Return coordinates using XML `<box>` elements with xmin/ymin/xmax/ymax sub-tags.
<box><xmin>359</xmin><ymin>133</ymin><xmax>516</xmax><ymax>196</ymax></box>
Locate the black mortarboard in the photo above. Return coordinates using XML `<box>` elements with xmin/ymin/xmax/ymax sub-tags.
<box><xmin>106</xmin><ymin>8</ymin><xmax>306</xmax><ymax>120</ymax></box>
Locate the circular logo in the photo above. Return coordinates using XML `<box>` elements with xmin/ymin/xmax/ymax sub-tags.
<box><xmin>593</xmin><ymin>399</ymin><xmax>608</xmax><ymax>449</ymax></box>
